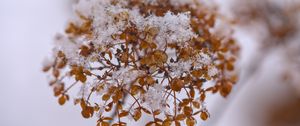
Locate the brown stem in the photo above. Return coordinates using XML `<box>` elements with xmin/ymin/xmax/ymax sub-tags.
<box><xmin>63</xmin><ymin>81</ymin><xmax>78</xmax><ymax>94</ymax></box>
<box><xmin>109</xmin><ymin>88</ymin><xmax>130</xmax><ymax>124</ymax></box>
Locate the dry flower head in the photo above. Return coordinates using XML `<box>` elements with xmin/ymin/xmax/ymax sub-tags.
<box><xmin>43</xmin><ymin>0</ymin><xmax>239</xmax><ymax>125</ymax></box>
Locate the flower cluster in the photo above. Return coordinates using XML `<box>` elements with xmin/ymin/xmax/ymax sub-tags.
<box><xmin>43</xmin><ymin>0</ymin><xmax>239</xmax><ymax>125</ymax></box>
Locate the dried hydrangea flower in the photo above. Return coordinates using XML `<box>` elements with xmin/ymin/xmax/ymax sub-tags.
<box><xmin>43</xmin><ymin>0</ymin><xmax>239</xmax><ymax>125</ymax></box>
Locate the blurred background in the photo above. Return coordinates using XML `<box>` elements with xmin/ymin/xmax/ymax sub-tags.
<box><xmin>0</xmin><ymin>0</ymin><xmax>96</xmax><ymax>125</ymax></box>
<box><xmin>0</xmin><ymin>0</ymin><xmax>299</xmax><ymax>126</ymax></box>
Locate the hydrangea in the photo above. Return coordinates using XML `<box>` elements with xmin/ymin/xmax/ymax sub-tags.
<box><xmin>43</xmin><ymin>0</ymin><xmax>239</xmax><ymax>125</ymax></box>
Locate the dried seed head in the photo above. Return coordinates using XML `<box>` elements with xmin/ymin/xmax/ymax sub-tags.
<box><xmin>44</xmin><ymin>0</ymin><xmax>239</xmax><ymax>125</ymax></box>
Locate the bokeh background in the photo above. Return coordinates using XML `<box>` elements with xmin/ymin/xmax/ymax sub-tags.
<box><xmin>0</xmin><ymin>0</ymin><xmax>96</xmax><ymax>125</ymax></box>
<box><xmin>0</xmin><ymin>0</ymin><xmax>299</xmax><ymax>126</ymax></box>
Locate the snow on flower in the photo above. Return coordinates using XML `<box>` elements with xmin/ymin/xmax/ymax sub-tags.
<box><xmin>111</xmin><ymin>67</ymin><xmax>144</xmax><ymax>84</ymax></box>
<box><xmin>170</xmin><ymin>60</ymin><xmax>193</xmax><ymax>76</ymax></box>
<box><xmin>142</xmin><ymin>0</ymin><xmax>195</xmax><ymax>6</ymax></box>
<box><xmin>75</xmin><ymin>0</ymin><xmax>129</xmax><ymax>45</ymax></box>
<box><xmin>53</xmin><ymin>33</ymin><xmax>80</xmax><ymax>59</ymax></box>
<box><xmin>193</xmin><ymin>52</ymin><xmax>213</xmax><ymax>69</ymax></box>
<box><xmin>73</xmin><ymin>0</ymin><xmax>196</xmax><ymax>48</ymax></box>
<box><xmin>44</xmin><ymin>0</ymin><xmax>239</xmax><ymax>125</ymax></box>
<box><xmin>208</xmin><ymin>66</ymin><xmax>219</xmax><ymax>77</ymax></box>
<box><xmin>197</xmin><ymin>52</ymin><xmax>212</xmax><ymax>65</ymax></box>
<box><xmin>139</xmin><ymin>11</ymin><xmax>196</xmax><ymax>47</ymax></box>
<box><xmin>141</xmin><ymin>84</ymin><xmax>166</xmax><ymax>110</ymax></box>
